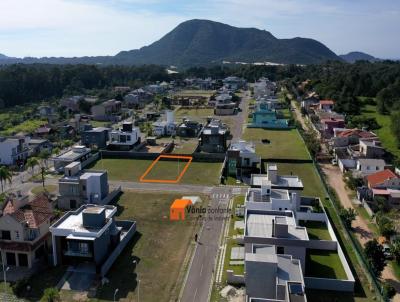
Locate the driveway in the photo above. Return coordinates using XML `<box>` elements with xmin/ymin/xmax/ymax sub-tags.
<box><xmin>58</xmin><ymin>264</ymin><xmax>96</xmax><ymax>292</ymax></box>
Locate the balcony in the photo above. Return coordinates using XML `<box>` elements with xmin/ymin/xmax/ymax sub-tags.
<box><xmin>64</xmin><ymin>249</ymin><xmax>93</xmax><ymax>258</ymax></box>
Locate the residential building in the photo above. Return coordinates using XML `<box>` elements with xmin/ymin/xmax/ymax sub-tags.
<box><xmin>91</xmin><ymin>99</ymin><xmax>122</xmax><ymax>121</ymax></box>
<box><xmin>152</xmin><ymin>110</ymin><xmax>177</xmax><ymax>137</ymax></box>
<box><xmin>81</xmin><ymin>126</ymin><xmax>110</xmax><ymax>149</ymax></box>
<box><xmin>35</xmin><ymin>125</ymin><xmax>53</xmax><ymax>138</ymax></box>
<box><xmin>52</xmin><ymin>145</ymin><xmax>93</xmax><ymax>172</ymax></box>
<box><xmin>60</xmin><ymin>96</ymin><xmax>83</xmax><ymax>113</ymax></box>
<box><xmin>124</xmin><ymin>89</ymin><xmax>153</xmax><ymax>109</ymax></box>
<box><xmin>199</xmin><ymin>120</ymin><xmax>229</xmax><ymax>153</ymax></box>
<box><xmin>359</xmin><ymin>139</ymin><xmax>385</xmax><ymax>158</ymax></box>
<box><xmin>222</xmin><ymin>76</ymin><xmax>246</xmax><ymax>91</ymax></box>
<box><xmin>319</xmin><ymin>100</ymin><xmax>335</xmax><ymax>112</ymax></box>
<box><xmin>248</xmin><ymin>102</ymin><xmax>289</xmax><ymax>129</ymax></box>
<box><xmin>356</xmin><ymin>158</ymin><xmax>386</xmax><ymax>176</ymax></box>
<box><xmin>253</xmin><ymin>78</ymin><xmax>276</xmax><ymax>99</ymax></box>
<box><xmin>108</xmin><ymin>122</ymin><xmax>141</xmax><ymax>151</ymax></box>
<box><xmin>50</xmin><ymin>204</ymin><xmax>136</xmax><ymax>276</ymax></box>
<box><xmin>227</xmin><ymin>141</ymin><xmax>261</xmax><ymax>178</ymax></box>
<box><xmin>0</xmin><ymin>136</ymin><xmax>30</xmax><ymax>166</ymax></box>
<box><xmin>214</xmin><ymin>94</ymin><xmax>236</xmax><ymax>115</ymax></box>
<box><xmin>320</xmin><ymin>118</ymin><xmax>345</xmax><ymax>138</ymax></box>
<box><xmin>330</xmin><ymin>128</ymin><xmax>378</xmax><ymax>148</ymax></box>
<box><xmin>177</xmin><ymin>119</ymin><xmax>202</xmax><ymax>137</ymax></box>
<box><xmin>0</xmin><ymin>193</ymin><xmax>54</xmax><ymax>276</ymax></box>
<box><xmin>28</xmin><ymin>139</ymin><xmax>53</xmax><ymax>156</ymax></box>
<box><xmin>57</xmin><ymin>162</ymin><xmax>109</xmax><ymax>209</ymax></box>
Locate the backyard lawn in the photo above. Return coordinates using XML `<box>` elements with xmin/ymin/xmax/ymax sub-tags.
<box><xmin>175</xmin><ymin>108</ymin><xmax>214</xmax><ymax>120</ymax></box>
<box><xmin>299</xmin><ymin>220</ymin><xmax>331</xmax><ymax>240</ymax></box>
<box><xmin>90</xmin><ymin>158</ymin><xmax>222</xmax><ymax>185</ymax></box>
<box><xmin>271</xmin><ymin>163</ymin><xmax>327</xmax><ymax>200</ymax></box>
<box><xmin>361</xmin><ymin>104</ymin><xmax>400</xmax><ymax>158</ymax></box>
<box><xmin>91</xmin><ymin>191</ymin><xmax>205</xmax><ymax>302</ymax></box>
<box><xmin>171</xmin><ymin>138</ymin><xmax>199</xmax><ymax>154</ymax></box>
<box><xmin>306</xmin><ymin>249</ymin><xmax>347</xmax><ymax>280</ymax></box>
<box><xmin>174</xmin><ymin>90</ymin><xmax>215</xmax><ymax>97</ymax></box>
<box><xmin>243</xmin><ymin>128</ymin><xmax>310</xmax><ymax>160</ymax></box>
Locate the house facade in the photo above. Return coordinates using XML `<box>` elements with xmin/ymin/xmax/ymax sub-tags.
<box><xmin>108</xmin><ymin>122</ymin><xmax>141</xmax><ymax>151</ymax></box>
<box><xmin>0</xmin><ymin>136</ymin><xmax>30</xmax><ymax>166</ymax></box>
<box><xmin>0</xmin><ymin>194</ymin><xmax>54</xmax><ymax>274</ymax></box>
<box><xmin>248</xmin><ymin>102</ymin><xmax>289</xmax><ymax>129</ymax></box>
<box><xmin>91</xmin><ymin>100</ymin><xmax>122</xmax><ymax>121</ymax></box>
<box><xmin>82</xmin><ymin>127</ymin><xmax>110</xmax><ymax>149</ymax></box>
<box><xmin>199</xmin><ymin>120</ymin><xmax>229</xmax><ymax>153</ymax></box>
<box><xmin>50</xmin><ymin>204</ymin><xmax>136</xmax><ymax>276</ymax></box>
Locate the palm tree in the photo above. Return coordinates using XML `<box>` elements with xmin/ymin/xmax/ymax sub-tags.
<box><xmin>38</xmin><ymin>150</ymin><xmax>51</xmax><ymax>169</ymax></box>
<box><xmin>0</xmin><ymin>166</ymin><xmax>12</xmax><ymax>192</ymax></box>
<box><xmin>26</xmin><ymin>157</ymin><xmax>39</xmax><ymax>176</ymax></box>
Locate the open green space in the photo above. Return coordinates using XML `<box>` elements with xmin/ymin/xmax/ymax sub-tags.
<box><xmin>271</xmin><ymin>163</ymin><xmax>326</xmax><ymax>199</ymax></box>
<box><xmin>306</xmin><ymin>249</ymin><xmax>347</xmax><ymax>280</ymax></box>
<box><xmin>243</xmin><ymin>128</ymin><xmax>310</xmax><ymax>160</ymax></box>
<box><xmin>361</xmin><ymin>104</ymin><xmax>400</xmax><ymax>158</ymax></box>
<box><xmin>90</xmin><ymin>158</ymin><xmax>222</xmax><ymax>185</ymax></box>
<box><xmin>31</xmin><ymin>184</ymin><xmax>57</xmax><ymax>195</ymax></box>
<box><xmin>92</xmin><ymin>191</ymin><xmax>205</xmax><ymax>302</ymax></box>
<box><xmin>299</xmin><ymin>220</ymin><xmax>331</xmax><ymax>240</ymax></box>
<box><xmin>172</xmin><ymin>138</ymin><xmax>199</xmax><ymax>154</ymax></box>
<box><xmin>175</xmin><ymin>108</ymin><xmax>214</xmax><ymax>120</ymax></box>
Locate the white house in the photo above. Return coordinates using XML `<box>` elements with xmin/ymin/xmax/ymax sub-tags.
<box><xmin>0</xmin><ymin>137</ymin><xmax>30</xmax><ymax>166</ymax></box>
<box><xmin>356</xmin><ymin>158</ymin><xmax>386</xmax><ymax>176</ymax></box>
<box><xmin>152</xmin><ymin>110</ymin><xmax>177</xmax><ymax>137</ymax></box>
<box><xmin>108</xmin><ymin>122</ymin><xmax>141</xmax><ymax>151</ymax></box>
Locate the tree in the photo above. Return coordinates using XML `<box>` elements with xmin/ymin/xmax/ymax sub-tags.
<box><xmin>364</xmin><ymin>239</ymin><xmax>386</xmax><ymax>277</ymax></box>
<box><xmin>382</xmin><ymin>282</ymin><xmax>396</xmax><ymax>300</ymax></box>
<box><xmin>38</xmin><ymin>149</ymin><xmax>51</xmax><ymax>169</ymax></box>
<box><xmin>390</xmin><ymin>240</ymin><xmax>400</xmax><ymax>263</ymax></box>
<box><xmin>0</xmin><ymin>166</ymin><xmax>12</xmax><ymax>192</ymax></box>
<box><xmin>339</xmin><ymin>208</ymin><xmax>357</xmax><ymax>229</ymax></box>
<box><xmin>376</xmin><ymin>214</ymin><xmax>396</xmax><ymax>238</ymax></box>
<box><xmin>391</xmin><ymin>111</ymin><xmax>400</xmax><ymax>148</ymax></box>
<box><xmin>26</xmin><ymin>157</ymin><xmax>39</xmax><ymax>176</ymax></box>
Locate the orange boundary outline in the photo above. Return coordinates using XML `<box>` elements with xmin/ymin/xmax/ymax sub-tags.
<box><xmin>139</xmin><ymin>155</ymin><xmax>193</xmax><ymax>183</ymax></box>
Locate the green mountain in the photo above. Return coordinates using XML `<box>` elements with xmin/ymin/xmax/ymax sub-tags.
<box><xmin>114</xmin><ymin>19</ymin><xmax>341</xmax><ymax>66</ymax></box>
<box><xmin>0</xmin><ymin>19</ymin><xmax>341</xmax><ymax>66</ymax></box>
<box><xmin>339</xmin><ymin>51</ymin><xmax>378</xmax><ymax>63</ymax></box>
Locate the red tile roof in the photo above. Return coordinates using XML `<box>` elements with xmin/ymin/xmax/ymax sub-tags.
<box><xmin>337</xmin><ymin>129</ymin><xmax>377</xmax><ymax>139</ymax></box>
<box><xmin>320</xmin><ymin>100</ymin><xmax>335</xmax><ymax>105</ymax></box>
<box><xmin>3</xmin><ymin>194</ymin><xmax>54</xmax><ymax>228</ymax></box>
<box><xmin>367</xmin><ymin>169</ymin><xmax>398</xmax><ymax>188</ymax></box>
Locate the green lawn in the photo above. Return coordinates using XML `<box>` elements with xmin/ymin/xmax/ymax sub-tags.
<box><xmin>361</xmin><ymin>104</ymin><xmax>400</xmax><ymax>158</ymax></box>
<box><xmin>306</xmin><ymin>249</ymin><xmax>347</xmax><ymax>280</ymax></box>
<box><xmin>175</xmin><ymin>108</ymin><xmax>214</xmax><ymax>120</ymax></box>
<box><xmin>243</xmin><ymin>128</ymin><xmax>310</xmax><ymax>160</ymax></box>
<box><xmin>31</xmin><ymin>184</ymin><xmax>57</xmax><ymax>195</ymax></box>
<box><xmin>174</xmin><ymin>90</ymin><xmax>215</xmax><ymax>97</ymax></box>
<box><xmin>272</xmin><ymin>163</ymin><xmax>327</xmax><ymax>199</ymax></box>
<box><xmin>172</xmin><ymin>138</ymin><xmax>199</xmax><ymax>154</ymax></box>
<box><xmin>92</xmin><ymin>191</ymin><xmax>205</xmax><ymax>302</ymax></box>
<box><xmin>90</xmin><ymin>158</ymin><xmax>222</xmax><ymax>185</ymax></box>
<box><xmin>299</xmin><ymin>220</ymin><xmax>331</xmax><ymax>240</ymax></box>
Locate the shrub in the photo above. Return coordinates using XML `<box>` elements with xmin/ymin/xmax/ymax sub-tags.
<box><xmin>40</xmin><ymin>288</ymin><xmax>60</xmax><ymax>302</ymax></box>
<box><xmin>12</xmin><ymin>278</ymin><xmax>29</xmax><ymax>296</ymax></box>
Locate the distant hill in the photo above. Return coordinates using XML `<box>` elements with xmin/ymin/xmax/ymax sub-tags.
<box><xmin>0</xmin><ymin>19</ymin><xmax>342</xmax><ymax>67</ymax></box>
<box><xmin>339</xmin><ymin>51</ymin><xmax>379</xmax><ymax>63</ymax></box>
<box><xmin>0</xmin><ymin>53</ymin><xmax>10</xmax><ymax>60</ymax></box>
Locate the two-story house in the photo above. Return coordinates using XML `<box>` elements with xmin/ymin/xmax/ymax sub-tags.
<box><xmin>58</xmin><ymin>162</ymin><xmax>109</xmax><ymax>209</ymax></box>
<box><xmin>0</xmin><ymin>193</ymin><xmax>54</xmax><ymax>275</ymax></box>
<box><xmin>91</xmin><ymin>99</ymin><xmax>122</xmax><ymax>121</ymax></box>
<box><xmin>0</xmin><ymin>136</ymin><xmax>30</xmax><ymax>166</ymax></box>
<box><xmin>50</xmin><ymin>204</ymin><xmax>136</xmax><ymax>276</ymax></box>
<box><xmin>108</xmin><ymin>122</ymin><xmax>141</xmax><ymax>151</ymax></box>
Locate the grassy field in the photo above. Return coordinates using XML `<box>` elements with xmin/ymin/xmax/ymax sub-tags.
<box><xmin>243</xmin><ymin>128</ymin><xmax>310</xmax><ymax>160</ymax></box>
<box><xmin>31</xmin><ymin>184</ymin><xmax>57</xmax><ymax>195</ymax></box>
<box><xmin>172</xmin><ymin>138</ymin><xmax>199</xmax><ymax>154</ymax></box>
<box><xmin>90</xmin><ymin>191</ymin><xmax>205</xmax><ymax>302</ymax></box>
<box><xmin>361</xmin><ymin>104</ymin><xmax>400</xmax><ymax>158</ymax></box>
<box><xmin>270</xmin><ymin>163</ymin><xmax>327</xmax><ymax>199</ymax></box>
<box><xmin>299</xmin><ymin>220</ymin><xmax>331</xmax><ymax>240</ymax></box>
<box><xmin>306</xmin><ymin>249</ymin><xmax>347</xmax><ymax>280</ymax></box>
<box><xmin>90</xmin><ymin>158</ymin><xmax>222</xmax><ymax>185</ymax></box>
<box><xmin>175</xmin><ymin>108</ymin><xmax>214</xmax><ymax>120</ymax></box>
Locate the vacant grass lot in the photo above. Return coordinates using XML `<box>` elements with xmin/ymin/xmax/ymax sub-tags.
<box><xmin>175</xmin><ymin>108</ymin><xmax>214</xmax><ymax>120</ymax></box>
<box><xmin>299</xmin><ymin>220</ymin><xmax>331</xmax><ymax>240</ymax></box>
<box><xmin>171</xmin><ymin>138</ymin><xmax>199</xmax><ymax>154</ymax></box>
<box><xmin>90</xmin><ymin>158</ymin><xmax>222</xmax><ymax>185</ymax></box>
<box><xmin>243</xmin><ymin>128</ymin><xmax>310</xmax><ymax>160</ymax></box>
<box><xmin>306</xmin><ymin>249</ymin><xmax>347</xmax><ymax>280</ymax></box>
<box><xmin>91</xmin><ymin>191</ymin><xmax>205</xmax><ymax>302</ymax></box>
<box><xmin>361</xmin><ymin>104</ymin><xmax>400</xmax><ymax>158</ymax></box>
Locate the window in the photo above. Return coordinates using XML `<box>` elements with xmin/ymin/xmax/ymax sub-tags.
<box><xmin>79</xmin><ymin>242</ymin><xmax>89</xmax><ymax>254</ymax></box>
<box><xmin>1</xmin><ymin>230</ymin><xmax>11</xmax><ymax>240</ymax></box>
<box><xmin>127</xmin><ymin>135</ymin><xmax>131</xmax><ymax>141</ymax></box>
<box><xmin>366</xmin><ymin>166</ymin><xmax>370</xmax><ymax>170</ymax></box>
<box><xmin>15</xmin><ymin>231</ymin><xmax>19</xmax><ymax>240</ymax></box>
<box><xmin>277</xmin><ymin>246</ymin><xmax>285</xmax><ymax>254</ymax></box>
<box><xmin>376</xmin><ymin>166</ymin><xmax>379</xmax><ymax>170</ymax></box>
<box><xmin>82</xmin><ymin>185</ymin><xmax>86</xmax><ymax>191</ymax></box>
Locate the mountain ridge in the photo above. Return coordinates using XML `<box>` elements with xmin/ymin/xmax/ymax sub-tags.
<box><xmin>0</xmin><ymin>19</ymin><xmax>342</xmax><ymax>66</ymax></box>
<box><xmin>339</xmin><ymin>51</ymin><xmax>379</xmax><ymax>63</ymax></box>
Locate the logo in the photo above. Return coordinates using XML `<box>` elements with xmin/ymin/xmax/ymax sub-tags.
<box><xmin>170</xmin><ymin>199</ymin><xmax>192</xmax><ymax>221</ymax></box>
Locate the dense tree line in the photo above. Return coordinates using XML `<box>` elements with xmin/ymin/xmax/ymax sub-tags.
<box><xmin>0</xmin><ymin>64</ymin><xmax>170</xmax><ymax>108</ymax></box>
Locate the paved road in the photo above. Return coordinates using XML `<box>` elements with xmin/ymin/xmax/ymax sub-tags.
<box><xmin>180</xmin><ymin>186</ymin><xmax>232</xmax><ymax>302</ymax></box>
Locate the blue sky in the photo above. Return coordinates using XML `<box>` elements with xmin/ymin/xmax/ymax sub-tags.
<box><xmin>0</xmin><ymin>0</ymin><xmax>399</xmax><ymax>59</ymax></box>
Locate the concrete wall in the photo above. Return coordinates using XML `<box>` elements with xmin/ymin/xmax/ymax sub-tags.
<box><xmin>100</xmin><ymin>220</ymin><xmax>136</xmax><ymax>277</ymax></box>
<box><xmin>244</xmin><ymin>236</ymin><xmax>338</xmax><ymax>251</ymax></box>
